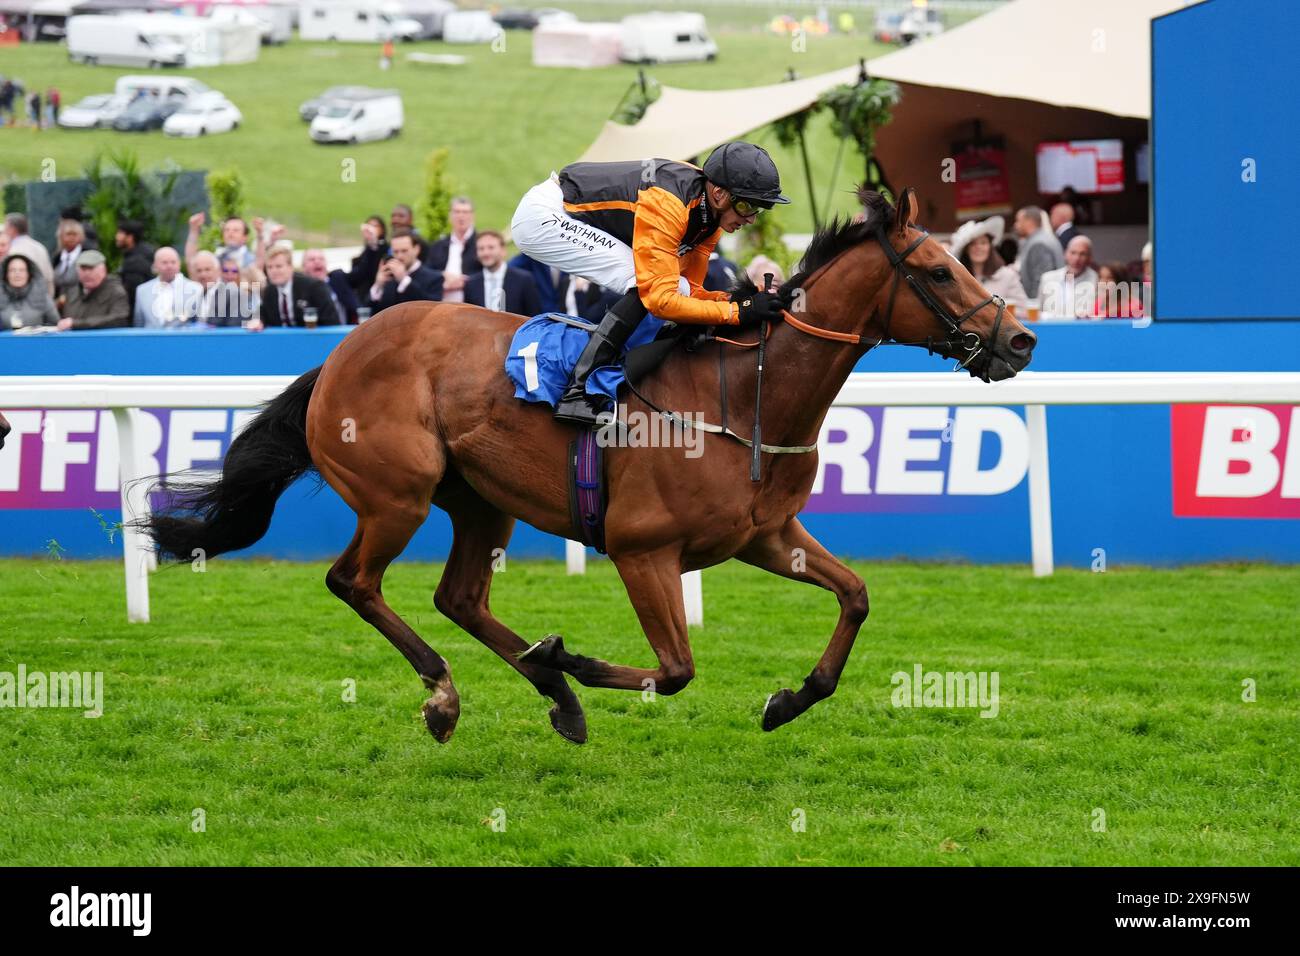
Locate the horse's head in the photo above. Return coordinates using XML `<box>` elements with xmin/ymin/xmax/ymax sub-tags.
<box><xmin>0</xmin><ymin>411</ymin><xmax>9</xmax><ymax>451</ymax></box>
<box><xmin>869</xmin><ymin>187</ymin><xmax>1035</xmax><ymax>381</ymax></box>
<box><xmin>784</xmin><ymin>187</ymin><xmax>1035</xmax><ymax>382</ymax></box>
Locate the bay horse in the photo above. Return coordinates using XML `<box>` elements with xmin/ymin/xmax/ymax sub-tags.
<box><xmin>144</xmin><ymin>188</ymin><xmax>1036</xmax><ymax>745</ymax></box>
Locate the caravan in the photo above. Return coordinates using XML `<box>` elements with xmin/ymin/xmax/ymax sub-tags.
<box><xmin>299</xmin><ymin>1</ymin><xmax>423</xmax><ymax>42</ymax></box>
<box><xmin>620</xmin><ymin>12</ymin><xmax>717</xmax><ymax>64</ymax></box>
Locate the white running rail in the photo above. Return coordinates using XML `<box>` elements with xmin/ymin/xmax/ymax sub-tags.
<box><xmin>2</xmin><ymin>371</ymin><xmax>1298</xmax><ymax>623</ymax></box>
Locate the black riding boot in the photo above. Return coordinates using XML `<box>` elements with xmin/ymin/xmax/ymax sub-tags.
<box><xmin>553</xmin><ymin>290</ymin><xmax>648</xmax><ymax>426</ymax></box>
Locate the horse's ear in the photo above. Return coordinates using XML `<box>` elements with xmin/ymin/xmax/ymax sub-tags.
<box><xmin>894</xmin><ymin>187</ymin><xmax>919</xmax><ymax>234</ymax></box>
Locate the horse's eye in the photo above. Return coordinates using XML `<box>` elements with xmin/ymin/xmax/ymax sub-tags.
<box><xmin>930</xmin><ymin>267</ymin><xmax>952</xmax><ymax>282</ymax></box>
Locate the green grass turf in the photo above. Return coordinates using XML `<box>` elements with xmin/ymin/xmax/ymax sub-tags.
<box><xmin>0</xmin><ymin>28</ymin><xmax>898</xmax><ymax>244</ymax></box>
<box><xmin>1</xmin><ymin>556</ymin><xmax>1296</xmax><ymax>865</ymax></box>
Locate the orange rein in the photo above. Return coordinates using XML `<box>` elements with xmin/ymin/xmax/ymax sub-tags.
<box><xmin>713</xmin><ymin>310</ymin><xmax>865</xmax><ymax>349</ymax></box>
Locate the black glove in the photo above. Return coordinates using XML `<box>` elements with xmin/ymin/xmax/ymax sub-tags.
<box><xmin>735</xmin><ymin>290</ymin><xmax>784</xmax><ymax>328</ymax></box>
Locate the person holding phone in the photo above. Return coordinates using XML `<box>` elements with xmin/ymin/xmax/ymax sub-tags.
<box><xmin>367</xmin><ymin>230</ymin><xmax>443</xmax><ymax>310</ymax></box>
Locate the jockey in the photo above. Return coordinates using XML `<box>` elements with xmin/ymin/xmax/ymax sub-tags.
<box><xmin>510</xmin><ymin>141</ymin><xmax>791</xmax><ymax>426</ymax></box>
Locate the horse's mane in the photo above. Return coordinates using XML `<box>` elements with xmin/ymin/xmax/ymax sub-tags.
<box><xmin>730</xmin><ymin>186</ymin><xmax>894</xmax><ymax>302</ymax></box>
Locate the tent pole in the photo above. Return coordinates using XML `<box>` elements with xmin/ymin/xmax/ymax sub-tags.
<box><xmin>785</xmin><ymin>69</ymin><xmax>819</xmax><ymax>232</ymax></box>
<box><xmin>796</xmin><ymin>117</ymin><xmax>819</xmax><ymax>231</ymax></box>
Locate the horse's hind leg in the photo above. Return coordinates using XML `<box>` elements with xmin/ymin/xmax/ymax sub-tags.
<box><xmin>433</xmin><ymin>479</ymin><xmax>587</xmax><ymax>744</ymax></box>
<box><xmin>327</xmin><ymin>506</ymin><xmax>460</xmax><ymax>743</ymax></box>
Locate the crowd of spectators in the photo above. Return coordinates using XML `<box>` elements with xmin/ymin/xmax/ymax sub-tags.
<box><xmin>946</xmin><ymin>195</ymin><xmax>1151</xmax><ymax>320</ymax></box>
<box><xmin>4</xmin><ymin>186</ymin><xmax>1154</xmax><ymax>334</ymax></box>
<box><xmin>3</xmin><ymin>194</ymin><xmax>656</xmax><ymax>334</ymax></box>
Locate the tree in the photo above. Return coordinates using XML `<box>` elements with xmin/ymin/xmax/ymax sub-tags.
<box><xmin>417</xmin><ymin>147</ymin><xmax>455</xmax><ymax>241</ymax></box>
<box><xmin>82</xmin><ymin>151</ymin><xmax>187</xmax><ymax>271</ymax></box>
<box><xmin>818</xmin><ymin>78</ymin><xmax>901</xmax><ymax>200</ymax></box>
<box><xmin>200</xmin><ymin>168</ymin><xmax>246</xmax><ymax>252</ymax></box>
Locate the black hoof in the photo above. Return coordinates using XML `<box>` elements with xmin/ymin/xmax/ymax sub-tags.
<box><xmin>549</xmin><ymin>704</ymin><xmax>588</xmax><ymax>744</ymax></box>
<box><xmin>421</xmin><ymin>674</ymin><xmax>460</xmax><ymax>744</ymax></box>
<box><xmin>761</xmin><ymin>689</ymin><xmax>798</xmax><ymax>732</ymax></box>
<box><xmin>519</xmin><ymin>634</ymin><xmax>564</xmax><ymax>667</ymax></box>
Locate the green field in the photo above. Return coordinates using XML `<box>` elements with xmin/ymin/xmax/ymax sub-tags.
<box><xmin>1</xmin><ymin>557</ymin><xmax>1296</xmax><ymax>866</ymax></box>
<box><xmin>0</xmin><ymin>27</ymin><xmax>900</xmax><ymax>246</ymax></box>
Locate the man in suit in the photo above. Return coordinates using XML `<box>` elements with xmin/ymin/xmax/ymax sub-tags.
<box><xmin>1012</xmin><ymin>205</ymin><xmax>1064</xmax><ymax>301</ymax></box>
<box><xmin>1039</xmin><ymin>236</ymin><xmax>1100</xmax><ymax>319</ymax></box>
<box><xmin>261</xmin><ymin>246</ymin><xmax>339</xmax><ymax>327</ymax></box>
<box><xmin>424</xmin><ymin>196</ymin><xmax>479</xmax><ymax>304</ymax></box>
<box><xmin>133</xmin><ymin>246</ymin><xmax>203</xmax><ymax>328</ymax></box>
<box><xmin>367</xmin><ymin>230</ymin><xmax>442</xmax><ymax>310</ymax></box>
<box><xmin>189</xmin><ymin>251</ymin><xmax>253</xmax><ymax>327</ymax></box>
<box><xmin>1050</xmin><ymin>201</ymin><xmax>1082</xmax><ymax>251</ymax></box>
<box><xmin>56</xmin><ymin>250</ymin><xmax>129</xmax><ymax>330</ymax></box>
<box><xmin>116</xmin><ymin>219</ymin><xmax>155</xmax><ymax>311</ymax></box>
<box><xmin>464</xmin><ymin>230</ymin><xmax>540</xmax><ymax>316</ymax></box>
<box><xmin>51</xmin><ymin>218</ymin><xmax>97</xmax><ymax>305</ymax></box>
<box><xmin>301</xmin><ymin>248</ymin><xmax>358</xmax><ymax>324</ymax></box>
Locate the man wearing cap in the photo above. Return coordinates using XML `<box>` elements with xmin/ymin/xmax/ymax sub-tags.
<box><xmin>510</xmin><ymin>141</ymin><xmax>791</xmax><ymax>425</ymax></box>
<box><xmin>57</xmin><ymin>250</ymin><xmax>130</xmax><ymax>331</ymax></box>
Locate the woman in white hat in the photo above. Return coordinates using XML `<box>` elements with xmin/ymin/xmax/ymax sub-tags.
<box><xmin>950</xmin><ymin>216</ymin><xmax>1027</xmax><ymax>313</ymax></box>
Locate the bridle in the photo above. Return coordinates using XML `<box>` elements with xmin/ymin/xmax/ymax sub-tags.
<box><xmin>772</xmin><ymin>223</ymin><xmax>1009</xmax><ymax>381</ymax></box>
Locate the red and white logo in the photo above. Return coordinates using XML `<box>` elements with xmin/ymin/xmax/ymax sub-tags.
<box><xmin>1172</xmin><ymin>405</ymin><xmax>1300</xmax><ymax>518</ymax></box>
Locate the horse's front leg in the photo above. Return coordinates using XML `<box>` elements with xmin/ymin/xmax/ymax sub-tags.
<box><xmin>519</xmin><ymin>545</ymin><xmax>696</xmax><ymax>696</ymax></box>
<box><xmin>736</xmin><ymin>518</ymin><xmax>869</xmax><ymax>730</ymax></box>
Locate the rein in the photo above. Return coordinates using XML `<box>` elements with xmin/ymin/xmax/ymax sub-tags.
<box><xmin>621</xmin><ymin>223</ymin><xmax>1009</xmax><ymax>464</ymax></box>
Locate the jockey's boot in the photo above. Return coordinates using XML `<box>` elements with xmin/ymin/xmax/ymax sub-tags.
<box><xmin>553</xmin><ymin>290</ymin><xmax>648</xmax><ymax>427</ymax></box>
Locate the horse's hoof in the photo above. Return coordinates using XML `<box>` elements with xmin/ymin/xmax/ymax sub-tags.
<box><xmin>549</xmin><ymin>704</ymin><xmax>587</xmax><ymax>745</ymax></box>
<box><xmin>761</xmin><ymin>689</ymin><xmax>797</xmax><ymax>732</ymax></box>
<box><xmin>519</xmin><ymin>634</ymin><xmax>564</xmax><ymax>667</ymax></box>
<box><xmin>421</xmin><ymin>675</ymin><xmax>460</xmax><ymax>744</ymax></box>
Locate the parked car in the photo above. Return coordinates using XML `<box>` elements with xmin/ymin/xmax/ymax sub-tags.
<box><xmin>163</xmin><ymin>94</ymin><xmax>242</xmax><ymax>137</ymax></box>
<box><xmin>111</xmin><ymin>96</ymin><xmax>183</xmax><ymax>131</ymax></box>
<box><xmin>873</xmin><ymin>7</ymin><xmax>943</xmax><ymax>45</ymax></box>
<box><xmin>57</xmin><ymin>93</ymin><xmax>132</xmax><ymax>129</ymax></box>
<box><xmin>309</xmin><ymin>90</ymin><xmax>403</xmax><ymax>144</ymax></box>
<box><xmin>66</xmin><ymin>15</ymin><xmax>189</xmax><ymax>67</ymax></box>
<box><xmin>493</xmin><ymin>7</ymin><xmax>573</xmax><ymax>30</ymax></box>
<box><xmin>299</xmin><ymin>85</ymin><xmax>376</xmax><ymax>122</ymax></box>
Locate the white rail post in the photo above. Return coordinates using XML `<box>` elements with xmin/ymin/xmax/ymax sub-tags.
<box><xmin>111</xmin><ymin>407</ymin><xmax>152</xmax><ymax>622</ymax></box>
<box><xmin>565</xmin><ymin>539</ymin><xmax>586</xmax><ymax>575</ymax></box>
<box><xmin>682</xmin><ymin>569</ymin><xmax>703</xmax><ymax>627</ymax></box>
<box><xmin>1025</xmin><ymin>403</ymin><xmax>1054</xmax><ymax>577</ymax></box>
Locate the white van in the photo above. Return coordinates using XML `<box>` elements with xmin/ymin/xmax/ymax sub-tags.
<box><xmin>66</xmin><ymin>15</ymin><xmax>189</xmax><ymax>68</ymax></box>
<box><xmin>441</xmin><ymin>10</ymin><xmax>503</xmax><ymax>44</ymax></box>
<box><xmin>299</xmin><ymin>1</ymin><xmax>423</xmax><ymax>42</ymax></box>
<box><xmin>620</xmin><ymin>12</ymin><xmax>717</xmax><ymax>64</ymax></box>
<box><xmin>114</xmin><ymin>75</ymin><xmax>212</xmax><ymax>103</ymax></box>
<box><xmin>309</xmin><ymin>90</ymin><xmax>403</xmax><ymax>144</ymax></box>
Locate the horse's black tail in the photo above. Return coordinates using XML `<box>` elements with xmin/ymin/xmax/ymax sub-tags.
<box><xmin>142</xmin><ymin>365</ymin><xmax>322</xmax><ymax>562</ymax></box>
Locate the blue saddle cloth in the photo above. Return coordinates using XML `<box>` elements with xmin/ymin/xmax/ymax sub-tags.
<box><xmin>504</xmin><ymin>311</ymin><xmax>666</xmax><ymax>408</ymax></box>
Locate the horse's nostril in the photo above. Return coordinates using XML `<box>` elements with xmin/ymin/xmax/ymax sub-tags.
<box><xmin>1009</xmin><ymin>332</ymin><xmax>1036</xmax><ymax>354</ymax></box>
